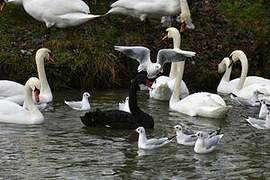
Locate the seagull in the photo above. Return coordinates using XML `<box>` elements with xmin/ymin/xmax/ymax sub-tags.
<box><xmin>115</xmin><ymin>46</ymin><xmax>195</xmax><ymax>79</ymax></box>
<box><xmin>230</xmin><ymin>90</ymin><xmax>262</xmax><ymax>106</ymax></box>
<box><xmin>118</xmin><ymin>96</ymin><xmax>130</xmax><ymax>113</ymax></box>
<box><xmin>259</xmin><ymin>100</ymin><xmax>269</xmax><ymax>119</ymax></box>
<box><xmin>242</xmin><ymin>112</ymin><xmax>270</xmax><ymax>130</ymax></box>
<box><xmin>64</xmin><ymin>92</ymin><xmax>91</xmax><ymax>111</ymax></box>
<box><xmin>173</xmin><ymin>125</ymin><xmax>197</xmax><ymax>146</ymax></box>
<box><xmin>194</xmin><ymin>130</ymin><xmax>223</xmax><ymax>154</ymax></box>
<box><xmin>134</xmin><ymin>127</ymin><xmax>176</xmax><ymax>150</ymax></box>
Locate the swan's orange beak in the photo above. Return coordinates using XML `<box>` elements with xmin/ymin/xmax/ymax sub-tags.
<box><xmin>34</xmin><ymin>88</ymin><xmax>40</xmax><ymax>103</ymax></box>
<box><xmin>228</xmin><ymin>56</ymin><xmax>233</xmax><ymax>68</ymax></box>
<box><xmin>146</xmin><ymin>80</ymin><xmax>152</xmax><ymax>89</ymax></box>
<box><xmin>49</xmin><ymin>56</ymin><xmax>55</xmax><ymax>63</ymax></box>
<box><xmin>93</xmin><ymin>0</ymin><xmax>96</xmax><ymax>5</ymax></box>
<box><xmin>162</xmin><ymin>34</ymin><xmax>168</xmax><ymax>40</ymax></box>
<box><xmin>180</xmin><ymin>23</ymin><xmax>185</xmax><ymax>32</ymax></box>
<box><xmin>1</xmin><ymin>1</ymin><xmax>6</xmax><ymax>11</ymax></box>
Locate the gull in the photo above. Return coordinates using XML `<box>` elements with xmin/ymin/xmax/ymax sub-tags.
<box><xmin>115</xmin><ymin>46</ymin><xmax>195</xmax><ymax>79</ymax></box>
<box><xmin>259</xmin><ymin>100</ymin><xmax>269</xmax><ymax>119</ymax></box>
<box><xmin>242</xmin><ymin>112</ymin><xmax>270</xmax><ymax>130</ymax></box>
<box><xmin>118</xmin><ymin>96</ymin><xmax>130</xmax><ymax>113</ymax></box>
<box><xmin>64</xmin><ymin>92</ymin><xmax>91</xmax><ymax>111</ymax></box>
<box><xmin>173</xmin><ymin>125</ymin><xmax>197</xmax><ymax>146</ymax></box>
<box><xmin>134</xmin><ymin>127</ymin><xmax>176</xmax><ymax>150</ymax></box>
<box><xmin>230</xmin><ymin>90</ymin><xmax>262</xmax><ymax>106</ymax></box>
<box><xmin>194</xmin><ymin>130</ymin><xmax>223</xmax><ymax>154</ymax></box>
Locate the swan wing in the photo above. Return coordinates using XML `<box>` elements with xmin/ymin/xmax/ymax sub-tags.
<box><xmin>49</xmin><ymin>0</ymin><xmax>90</xmax><ymax>15</ymax></box>
<box><xmin>114</xmin><ymin>46</ymin><xmax>151</xmax><ymax>72</ymax></box>
<box><xmin>156</xmin><ymin>49</ymin><xmax>195</xmax><ymax>68</ymax></box>
<box><xmin>0</xmin><ymin>80</ymin><xmax>24</xmax><ymax>97</ymax></box>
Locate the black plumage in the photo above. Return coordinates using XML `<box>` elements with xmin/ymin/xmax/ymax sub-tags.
<box><xmin>80</xmin><ymin>74</ymin><xmax>154</xmax><ymax>129</ymax></box>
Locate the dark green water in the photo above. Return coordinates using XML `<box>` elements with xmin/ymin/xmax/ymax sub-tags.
<box><xmin>0</xmin><ymin>89</ymin><xmax>269</xmax><ymax>179</ymax></box>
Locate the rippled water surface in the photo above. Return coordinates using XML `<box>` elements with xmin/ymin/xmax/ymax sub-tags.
<box><xmin>0</xmin><ymin>89</ymin><xmax>269</xmax><ymax>179</ymax></box>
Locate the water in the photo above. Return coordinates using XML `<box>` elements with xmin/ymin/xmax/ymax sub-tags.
<box><xmin>0</xmin><ymin>89</ymin><xmax>269</xmax><ymax>179</ymax></box>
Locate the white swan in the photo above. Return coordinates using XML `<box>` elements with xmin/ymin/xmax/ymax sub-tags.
<box><xmin>0</xmin><ymin>77</ymin><xmax>44</xmax><ymax>124</ymax></box>
<box><xmin>168</xmin><ymin>31</ymin><xmax>231</xmax><ymax>119</ymax></box>
<box><xmin>0</xmin><ymin>48</ymin><xmax>54</xmax><ymax>106</ymax></box>
<box><xmin>149</xmin><ymin>27</ymin><xmax>189</xmax><ymax>101</ymax></box>
<box><xmin>227</xmin><ymin>50</ymin><xmax>270</xmax><ymax>102</ymax></box>
<box><xmin>217</xmin><ymin>51</ymin><xmax>270</xmax><ymax>94</ymax></box>
<box><xmin>10</xmin><ymin>0</ymin><xmax>100</xmax><ymax>37</ymax></box>
<box><xmin>106</xmin><ymin>0</ymin><xmax>194</xmax><ymax>30</ymax></box>
<box><xmin>64</xmin><ymin>92</ymin><xmax>91</xmax><ymax>111</ymax></box>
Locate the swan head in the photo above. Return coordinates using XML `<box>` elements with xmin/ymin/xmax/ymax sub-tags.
<box><xmin>83</xmin><ymin>92</ymin><xmax>91</xmax><ymax>98</ymax></box>
<box><xmin>218</xmin><ymin>57</ymin><xmax>231</xmax><ymax>73</ymax></box>
<box><xmin>163</xmin><ymin>27</ymin><xmax>180</xmax><ymax>41</ymax></box>
<box><xmin>179</xmin><ymin>11</ymin><xmax>194</xmax><ymax>32</ymax></box>
<box><xmin>36</xmin><ymin>48</ymin><xmax>55</xmax><ymax>63</ymax></box>
<box><xmin>131</xmin><ymin>74</ymin><xmax>152</xmax><ymax>89</ymax></box>
<box><xmin>25</xmin><ymin>77</ymin><xmax>41</xmax><ymax>102</ymax></box>
<box><xmin>134</xmin><ymin>127</ymin><xmax>145</xmax><ymax>134</ymax></box>
<box><xmin>229</xmin><ymin>50</ymin><xmax>246</xmax><ymax>68</ymax></box>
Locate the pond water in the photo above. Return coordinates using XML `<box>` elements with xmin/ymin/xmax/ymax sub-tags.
<box><xmin>0</xmin><ymin>89</ymin><xmax>269</xmax><ymax>179</ymax></box>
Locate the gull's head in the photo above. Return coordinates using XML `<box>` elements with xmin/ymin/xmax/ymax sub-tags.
<box><xmin>134</xmin><ymin>127</ymin><xmax>145</xmax><ymax>134</ymax></box>
<box><xmin>83</xmin><ymin>92</ymin><xmax>91</xmax><ymax>98</ymax></box>
<box><xmin>147</xmin><ymin>63</ymin><xmax>161</xmax><ymax>79</ymax></box>
<box><xmin>174</xmin><ymin>125</ymin><xmax>183</xmax><ymax>132</ymax></box>
<box><xmin>195</xmin><ymin>131</ymin><xmax>206</xmax><ymax>139</ymax></box>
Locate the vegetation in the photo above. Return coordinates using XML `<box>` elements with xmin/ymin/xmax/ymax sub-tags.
<box><xmin>0</xmin><ymin>0</ymin><xmax>269</xmax><ymax>92</ymax></box>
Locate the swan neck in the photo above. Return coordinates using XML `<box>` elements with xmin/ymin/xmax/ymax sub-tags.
<box><xmin>180</xmin><ymin>0</ymin><xmax>190</xmax><ymax>15</ymax></box>
<box><xmin>221</xmin><ymin>64</ymin><xmax>232</xmax><ymax>82</ymax></box>
<box><xmin>170</xmin><ymin>61</ymin><xmax>185</xmax><ymax>105</ymax></box>
<box><xmin>236</xmin><ymin>54</ymin><xmax>248</xmax><ymax>91</ymax></box>
<box><xmin>169</xmin><ymin>34</ymin><xmax>181</xmax><ymax>78</ymax></box>
<box><xmin>24</xmin><ymin>84</ymin><xmax>39</xmax><ymax>113</ymax></box>
<box><xmin>36</xmin><ymin>53</ymin><xmax>51</xmax><ymax>95</ymax></box>
<box><xmin>129</xmin><ymin>82</ymin><xmax>140</xmax><ymax>115</ymax></box>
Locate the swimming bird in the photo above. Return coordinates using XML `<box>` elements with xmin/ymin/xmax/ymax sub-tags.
<box><xmin>217</xmin><ymin>52</ymin><xmax>270</xmax><ymax>94</ymax></box>
<box><xmin>0</xmin><ymin>48</ymin><xmax>54</xmax><ymax>106</ymax></box>
<box><xmin>65</xmin><ymin>92</ymin><xmax>91</xmax><ymax>111</ymax></box>
<box><xmin>114</xmin><ymin>46</ymin><xmax>195</xmax><ymax>79</ymax></box>
<box><xmin>259</xmin><ymin>100</ymin><xmax>269</xmax><ymax>119</ymax></box>
<box><xmin>134</xmin><ymin>127</ymin><xmax>176</xmax><ymax>150</ymax></box>
<box><xmin>230</xmin><ymin>91</ymin><xmax>261</xmax><ymax>107</ymax></box>
<box><xmin>149</xmin><ymin>27</ymin><xmax>190</xmax><ymax>101</ymax></box>
<box><xmin>194</xmin><ymin>130</ymin><xmax>224</xmax><ymax>154</ymax></box>
<box><xmin>173</xmin><ymin>125</ymin><xmax>197</xmax><ymax>146</ymax></box>
<box><xmin>105</xmin><ymin>0</ymin><xmax>194</xmax><ymax>30</ymax></box>
<box><xmin>118</xmin><ymin>96</ymin><xmax>130</xmax><ymax>113</ymax></box>
<box><xmin>0</xmin><ymin>77</ymin><xmax>44</xmax><ymax>125</ymax></box>
<box><xmin>242</xmin><ymin>112</ymin><xmax>270</xmax><ymax>130</ymax></box>
<box><xmin>7</xmin><ymin>0</ymin><xmax>100</xmax><ymax>39</ymax></box>
<box><xmin>80</xmin><ymin>74</ymin><xmax>154</xmax><ymax>129</ymax></box>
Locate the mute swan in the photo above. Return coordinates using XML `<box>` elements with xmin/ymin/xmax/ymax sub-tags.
<box><xmin>0</xmin><ymin>48</ymin><xmax>54</xmax><ymax>105</ymax></box>
<box><xmin>194</xmin><ymin>130</ymin><xmax>223</xmax><ymax>154</ymax></box>
<box><xmin>134</xmin><ymin>127</ymin><xmax>176</xmax><ymax>150</ymax></box>
<box><xmin>106</xmin><ymin>0</ymin><xmax>194</xmax><ymax>30</ymax></box>
<box><xmin>115</xmin><ymin>46</ymin><xmax>195</xmax><ymax>79</ymax></box>
<box><xmin>0</xmin><ymin>77</ymin><xmax>44</xmax><ymax>124</ymax></box>
<box><xmin>64</xmin><ymin>92</ymin><xmax>91</xmax><ymax>111</ymax></box>
<box><xmin>10</xmin><ymin>0</ymin><xmax>100</xmax><ymax>38</ymax></box>
<box><xmin>149</xmin><ymin>27</ymin><xmax>189</xmax><ymax>101</ymax></box>
<box><xmin>168</xmin><ymin>30</ymin><xmax>231</xmax><ymax>118</ymax></box>
<box><xmin>80</xmin><ymin>74</ymin><xmax>154</xmax><ymax>129</ymax></box>
<box><xmin>0</xmin><ymin>48</ymin><xmax>54</xmax><ymax>106</ymax></box>
<box><xmin>227</xmin><ymin>50</ymin><xmax>270</xmax><ymax>102</ymax></box>
<box><xmin>217</xmin><ymin>51</ymin><xmax>270</xmax><ymax>94</ymax></box>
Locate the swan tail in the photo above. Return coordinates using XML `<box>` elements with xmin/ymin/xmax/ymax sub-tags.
<box><xmin>204</xmin><ymin>106</ymin><xmax>232</xmax><ymax>119</ymax></box>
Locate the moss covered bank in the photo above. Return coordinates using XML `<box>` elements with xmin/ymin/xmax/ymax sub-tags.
<box><xmin>0</xmin><ymin>0</ymin><xmax>269</xmax><ymax>92</ymax></box>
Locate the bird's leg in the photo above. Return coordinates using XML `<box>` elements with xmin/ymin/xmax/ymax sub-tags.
<box><xmin>44</xmin><ymin>27</ymin><xmax>51</xmax><ymax>40</ymax></box>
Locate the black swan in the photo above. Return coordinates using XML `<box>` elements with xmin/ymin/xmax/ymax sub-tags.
<box><xmin>80</xmin><ymin>74</ymin><xmax>154</xmax><ymax>129</ymax></box>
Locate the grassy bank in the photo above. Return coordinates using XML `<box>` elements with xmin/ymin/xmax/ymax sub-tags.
<box><xmin>0</xmin><ymin>0</ymin><xmax>269</xmax><ymax>92</ymax></box>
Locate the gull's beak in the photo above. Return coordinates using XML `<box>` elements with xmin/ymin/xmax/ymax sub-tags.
<box><xmin>228</xmin><ymin>56</ymin><xmax>233</xmax><ymax>68</ymax></box>
<box><xmin>133</xmin><ymin>129</ymin><xmax>137</xmax><ymax>133</ymax></box>
<box><xmin>162</xmin><ymin>34</ymin><xmax>168</xmax><ymax>40</ymax></box>
<box><xmin>1</xmin><ymin>1</ymin><xmax>6</xmax><ymax>11</ymax></box>
<box><xmin>180</xmin><ymin>23</ymin><xmax>185</xmax><ymax>33</ymax></box>
<box><xmin>34</xmin><ymin>88</ymin><xmax>40</xmax><ymax>103</ymax></box>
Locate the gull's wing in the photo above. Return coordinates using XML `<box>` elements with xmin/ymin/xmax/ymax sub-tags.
<box><xmin>145</xmin><ymin>138</ymin><xmax>169</xmax><ymax>147</ymax></box>
<box><xmin>205</xmin><ymin>134</ymin><xmax>223</xmax><ymax>149</ymax></box>
<box><xmin>114</xmin><ymin>46</ymin><xmax>151</xmax><ymax>72</ymax></box>
<box><xmin>246</xmin><ymin>117</ymin><xmax>267</xmax><ymax>129</ymax></box>
<box><xmin>156</xmin><ymin>49</ymin><xmax>196</xmax><ymax>68</ymax></box>
<box><xmin>64</xmin><ymin>101</ymin><xmax>82</xmax><ymax>110</ymax></box>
